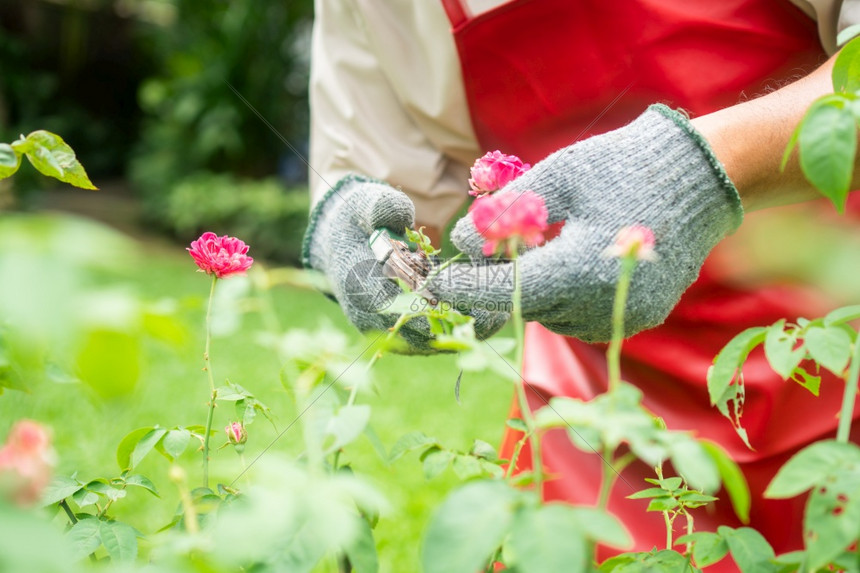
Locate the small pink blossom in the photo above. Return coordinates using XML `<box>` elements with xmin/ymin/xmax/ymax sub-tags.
<box><xmin>188</xmin><ymin>232</ymin><xmax>254</xmax><ymax>279</ymax></box>
<box><xmin>225</xmin><ymin>422</ymin><xmax>247</xmax><ymax>446</ymax></box>
<box><xmin>604</xmin><ymin>225</ymin><xmax>658</xmax><ymax>262</ymax></box>
<box><xmin>468</xmin><ymin>151</ymin><xmax>531</xmax><ymax>197</ymax></box>
<box><xmin>0</xmin><ymin>420</ymin><xmax>55</xmax><ymax>506</ymax></box>
<box><xmin>470</xmin><ymin>190</ymin><xmax>548</xmax><ymax>257</ymax></box>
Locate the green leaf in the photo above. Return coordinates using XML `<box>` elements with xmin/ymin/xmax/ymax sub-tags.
<box><xmin>764</xmin><ymin>320</ymin><xmax>804</xmax><ymax>380</ymax></box>
<box><xmin>71</xmin><ymin>487</ymin><xmax>100</xmax><ymax>508</ymax></box>
<box><xmin>508</xmin><ymin>505</ymin><xmax>588</xmax><ymax>572</ymax></box>
<box><xmin>805</xmin><ymin>325</ymin><xmax>852</xmax><ymax>375</ymax></box>
<box><xmin>676</xmin><ymin>531</ymin><xmax>729</xmax><ymax>568</ymax></box>
<box><xmin>825</xmin><ymin>305</ymin><xmax>860</xmax><ymax>327</ymax></box>
<box><xmin>719</xmin><ymin>526</ymin><xmax>777</xmax><ymax>573</ymax></box>
<box><xmin>471</xmin><ymin>439</ymin><xmax>498</xmax><ymax>461</ymax></box>
<box><xmin>343</xmin><ymin>516</ymin><xmax>378</xmax><ymax>573</ymax></box>
<box><xmin>131</xmin><ymin>428</ymin><xmax>168</xmax><ymax>470</ymax></box>
<box><xmin>99</xmin><ymin>520</ymin><xmax>138</xmax><ymax>562</ymax></box>
<box><xmin>160</xmin><ymin>429</ymin><xmax>191</xmax><ymax>460</ymax></box>
<box><xmin>789</xmin><ymin>365</ymin><xmax>821</xmax><ymax>396</ymax></box>
<box><xmin>423</xmin><ymin>448</ymin><xmax>454</xmax><ymax>479</ymax></box>
<box><xmin>85</xmin><ymin>481</ymin><xmax>125</xmax><ymax>503</ymax></box>
<box><xmin>506</xmin><ymin>418</ymin><xmax>528</xmax><ymax>433</ymax></box>
<box><xmin>646</xmin><ymin>496</ymin><xmax>679</xmax><ymax>512</ymax></box>
<box><xmin>21</xmin><ymin>131</ymin><xmax>97</xmax><ymax>190</ymax></box>
<box><xmin>570</xmin><ymin>507</ymin><xmax>632</xmax><ymax>549</ymax></box>
<box><xmin>421</xmin><ymin>480</ymin><xmax>519</xmax><ymax>573</ymax></box>
<box><xmin>766</xmin><ymin>441</ymin><xmax>860</xmax><ymax>499</ymax></box>
<box><xmin>388</xmin><ymin>431</ymin><xmax>439</xmax><ymax>463</ymax></box>
<box><xmin>123</xmin><ymin>474</ymin><xmax>159</xmax><ymax>497</ymax></box>
<box><xmin>599</xmin><ymin>549</ymin><xmax>696</xmax><ymax>572</ymax></box>
<box><xmin>452</xmin><ymin>454</ymin><xmax>484</xmax><ymax>480</ymax></box>
<box><xmin>628</xmin><ymin>487</ymin><xmax>669</xmax><ymax>500</ymax></box>
<box><xmin>0</xmin><ymin>143</ymin><xmax>20</xmax><ymax>180</ymax></box>
<box><xmin>834</xmin><ymin>36</ymin><xmax>860</xmax><ymax>92</ymax></box>
<box><xmin>670</xmin><ymin>439</ymin><xmax>720</xmax><ymax>494</ymax></box>
<box><xmin>708</xmin><ymin>327</ymin><xmax>767</xmax><ymax>405</ymax></box>
<box><xmin>67</xmin><ymin>517</ymin><xmax>102</xmax><ymax>561</ymax></box>
<box><xmin>702</xmin><ymin>440</ymin><xmax>751</xmax><ymax>523</ymax></box>
<box><xmin>797</xmin><ymin>100</ymin><xmax>857</xmax><ymax>212</ymax></box>
<box><xmin>803</xmin><ymin>467</ymin><xmax>860</xmax><ymax>571</ymax></box>
<box><xmin>40</xmin><ymin>475</ymin><xmax>84</xmax><ymax>506</ymax></box>
<box><xmin>116</xmin><ymin>427</ymin><xmax>155</xmax><ymax>471</ymax></box>
<box><xmin>323</xmin><ymin>405</ymin><xmax>371</xmax><ymax>454</ymax></box>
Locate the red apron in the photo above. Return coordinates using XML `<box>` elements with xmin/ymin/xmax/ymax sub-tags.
<box><xmin>441</xmin><ymin>0</ymin><xmax>850</xmax><ymax>565</ymax></box>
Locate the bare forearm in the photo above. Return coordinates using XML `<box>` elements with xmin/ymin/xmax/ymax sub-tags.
<box><xmin>691</xmin><ymin>53</ymin><xmax>855</xmax><ymax>212</ymax></box>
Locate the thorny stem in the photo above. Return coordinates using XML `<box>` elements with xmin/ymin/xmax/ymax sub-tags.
<box><xmin>656</xmin><ymin>465</ymin><xmax>674</xmax><ymax>549</ymax></box>
<box><xmin>684</xmin><ymin>509</ymin><xmax>695</xmax><ymax>554</ymax></box>
<box><xmin>607</xmin><ymin>255</ymin><xmax>636</xmax><ymax>395</ymax></box>
<box><xmin>203</xmin><ymin>388</ymin><xmax>217</xmax><ymax>488</ymax></box>
<box><xmin>59</xmin><ymin>499</ymin><xmax>77</xmax><ymax>525</ymax></box>
<box><xmin>97</xmin><ymin>483</ymin><xmax>128</xmax><ymax>518</ymax></box>
<box><xmin>417</xmin><ymin>252</ymin><xmax>465</xmax><ymax>294</ymax></box>
<box><xmin>597</xmin><ymin>451</ymin><xmax>636</xmax><ymax>510</ymax></box>
<box><xmin>504</xmin><ymin>432</ymin><xmax>530</xmax><ymax>479</ymax></box>
<box><xmin>61</xmin><ymin>500</ymin><xmax>98</xmax><ymax>562</ymax></box>
<box><xmin>202</xmin><ymin>274</ymin><xmax>219</xmax><ymax>488</ymax></box>
<box><xmin>837</xmin><ymin>337</ymin><xmax>860</xmax><ymax>443</ymax></box>
<box><xmin>510</xmin><ymin>246</ymin><xmax>544</xmax><ymax>498</ymax></box>
<box><xmin>350</xmin><ymin>313</ymin><xmax>416</xmax><ymax>406</ymax></box>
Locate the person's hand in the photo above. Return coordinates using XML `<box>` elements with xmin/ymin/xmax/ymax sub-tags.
<box><xmin>302</xmin><ymin>175</ymin><xmax>508</xmax><ymax>352</ymax></box>
<box><xmin>438</xmin><ymin>104</ymin><xmax>744</xmax><ymax>342</ymax></box>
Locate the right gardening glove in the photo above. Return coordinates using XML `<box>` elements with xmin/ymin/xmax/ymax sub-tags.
<box><xmin>435</xmin><ymin>104</ymin><xmax>745</xmax><ymax>342</ymax></box>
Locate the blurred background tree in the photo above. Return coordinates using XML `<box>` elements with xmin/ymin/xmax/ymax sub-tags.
<box><xmin>0</xmin><ymin>0</ymin><xmax>313</xmax><ymax>263</ymax></box>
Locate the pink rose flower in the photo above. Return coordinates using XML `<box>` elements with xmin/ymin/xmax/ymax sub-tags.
<box><xmin>603</xmin><ymin>225</ymin><xmax>658</xmax><ymax>262</ymax></box>
<box><xmin>0</xmin><ymin>420</ymin><xmax>55</xmax><ymax>506</ymax></box>
<box><xmin>225</xmin><ymin>422</ymin><xmax>247</xmax><ymax>446</ymax></box>
<box><xmin>468</xmin><ymin>151</ymin><xmax>531</xmax><ymax>197</ymax></box>
<box><xmin>470</xmin><ymin>190</ymin><xmax>548</xmax><ymax>257</ymax></box>
<box><xmin>188</xmin><ymin>232</ymin><xmax>254</xmax><ymax>279</ymax></box>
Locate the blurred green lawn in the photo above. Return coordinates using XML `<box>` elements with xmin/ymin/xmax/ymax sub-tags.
<box><xmin>0</xmin><ymin>217</ymin><xmax>513</xmax><ymax>571</ymax></box>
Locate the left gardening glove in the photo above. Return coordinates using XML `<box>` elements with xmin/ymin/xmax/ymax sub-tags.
<box><xmin>302</xmin><ymin>174</ymin><xmax>508</xmax><ymax>353</ymax></box>
<box><xmin>434</xmin><ymin>104</ymin><xmax>744</xmax><ymax>342</ymax></box>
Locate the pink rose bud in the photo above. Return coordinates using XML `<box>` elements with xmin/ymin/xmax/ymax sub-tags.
<box><xmin>187</xmin><ymin>232</ymin><xmax>254</xmax><ymax>279</ymax></box>
<box><xmin>468</xmin><ymin>150</ymin><xmax>531</xmax><ymax>197</ymax></box>
<box><xmin>0</xmin><ymin>420</ymin><xmax>55</xmax><ymax>507</ymax></box>
<box><xmin>470</xmin><ymin>190</ymin><xmax>549</xmax><ymax>257</ymax></box>
<box><xmin>603</xmin><ymin>225</ymin><xmax>658</xmax><ymax>262</ymax></box>
<box><xmin>225</xmin><ymin>422</ymin><xmax>247</xmax><ymax>446</ymax></box>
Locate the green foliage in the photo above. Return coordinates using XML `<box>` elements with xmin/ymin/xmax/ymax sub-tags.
<box><xmin>158</xmin><ymin>171</ymin><xmax>309</xmax><ymax>264</ymax></box>
<box><xmin>130</xmin><ymin>0</ymin><xmax>313</xmax><ymax>219</ymax></box>
<box><xmin>708</xmin><ymin>316</ymin><xmax>858</xmax><ymax>449</ymax></box>
<box><xmin>628</xmin><ymin>476</ymin><xmax>717</xmax><ymax>513</ymax></box>
<box><xmin>766</xmin><ymin>441</ymin><xmax>860</xmax><ymax>570</ymax></box>
<box><xmin>784</xmin><ymin>36</ymin><xmax>860</xmax><ymax>211</ymax></box>
<box><xmin>533</xmin><ymin>383</ymin><xmax>749</xmax><ymax>515</ymax></box>
<box><xmin>422</xmin><ymin>481</ymin><xmax>630</xmax><ymax>573</ymax></box>
<box><xmin>0</xmin><ymin>131</ymin><xmax>97</xmax><ymax>190</ymax></box>
<box><xmin>600</xmin><ymin>549</ymin><xmax>698</xmax><ymax>572</ymax></box>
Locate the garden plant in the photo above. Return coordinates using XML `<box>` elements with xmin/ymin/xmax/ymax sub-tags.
<box><xmin>3</xmin><ymin>34</ymin><xmax>860</xmax><ymax>573</ymax></box>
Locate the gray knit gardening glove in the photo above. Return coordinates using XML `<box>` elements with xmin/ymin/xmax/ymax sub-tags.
<box><xmin>438</xmin><ymin>104</ymin><xmax>744</xmax><ymax>342</ymax></box>
<box><xmin>302</xmin><ymin>175</ymin><xmax>508</xmax><ymax>353</ymax></box>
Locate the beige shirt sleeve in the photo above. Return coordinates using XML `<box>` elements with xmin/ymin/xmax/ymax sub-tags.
<box><xmin>309</xmin><ymin>0</ymin><xmax>851</xmax><ymax>231</ymax></box>
<box><xmin>308</xmin><ymin>0</ymin><xmax>481</xmax><ymax>229</ymax></box>
<box><xmin>789</xmin><ymin>0</ymin><xmax>860</xmax><ymax>53</ymax></box>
